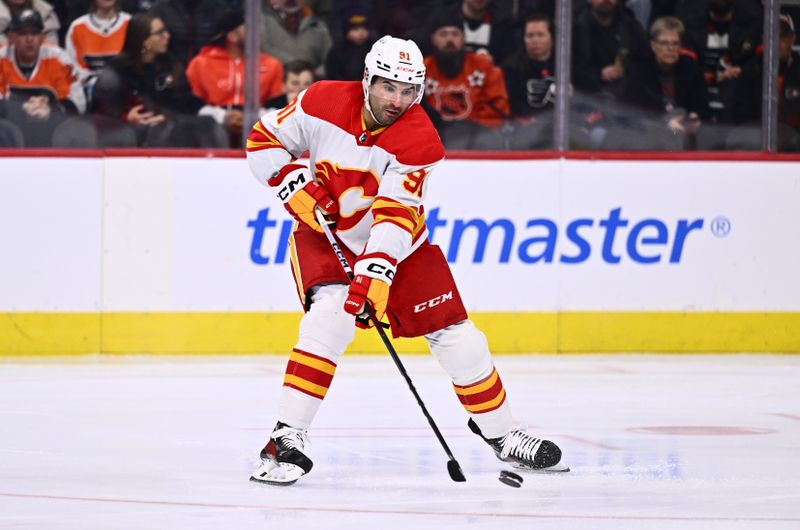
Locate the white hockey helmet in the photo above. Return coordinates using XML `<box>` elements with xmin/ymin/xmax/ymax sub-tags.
<box><xmin>363</xmin><ymin>35</ymin><xmax>426</xmax><ymax>110</ymax></box>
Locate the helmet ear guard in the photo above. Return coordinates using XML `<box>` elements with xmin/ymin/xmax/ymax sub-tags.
<box><xmin>363</xmin><ymin>35</ymin><xmax>426</xmax><ymax>118</ymax></box>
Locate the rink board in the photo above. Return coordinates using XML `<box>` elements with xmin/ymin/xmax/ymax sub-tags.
<box><xmin>1</xmin><ymin>155</ymin><xmax>798</xmax><ymax>354</ymax></box>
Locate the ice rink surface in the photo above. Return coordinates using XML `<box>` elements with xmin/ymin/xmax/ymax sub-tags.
<box><xmin>1</xmin><ymin>354</ymin><xmax>798</xmax><ymax>530</ymax></box>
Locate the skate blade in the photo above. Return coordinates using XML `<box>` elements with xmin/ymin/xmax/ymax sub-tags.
<box><xmin>249</xmin><ymin>461</ymin><xmax>306</xmax><ymax>486</ymax></box>
<box><xmin>511</xmin><ymin>461</ymin><xmax>571</xmax><ymax>473</ymax></box>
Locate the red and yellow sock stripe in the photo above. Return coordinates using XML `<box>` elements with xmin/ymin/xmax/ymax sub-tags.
<box><xmin>453</xmin><ymin>367</ymin><xmax>506</xmax><ymax>414</ymax></box>
<box><xmin>283</xmin><ymin>348</ymin><xmax>337</xmax><ymax>400</ymax></box>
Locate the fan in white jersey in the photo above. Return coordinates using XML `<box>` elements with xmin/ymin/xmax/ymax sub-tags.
<box><xmin>245</xmin><ymin>35</ymin><xmax>569</xmax><ymax>486</ymax></box>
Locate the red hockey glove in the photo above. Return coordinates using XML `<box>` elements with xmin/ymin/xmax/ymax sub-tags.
<box><xmin>268</xmin><ymin>164</ymin><xmax>338</xmax><ymax>231</ymax></box>
<box><xmin>344</xmin><ymin>252</ymin><xmax>397</xmax><ymax>328</ymax></box>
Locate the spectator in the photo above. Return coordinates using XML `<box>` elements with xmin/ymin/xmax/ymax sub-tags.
<box><xmin>730</xmin><ymin>14</ymin><xmax>800</xmax><ymax>151</ymax></box>
<box><xmin>517</xmin><ymin>0</ymin><xmax>554</xmax><ymax>19</ymax></box>
<box><xmin>324</xmin><ymin>6</ymin><xmax>373</xmax><ymax>81</ymax></box>
<box><xmin>148</xmin><ymin>0</ymin><xmax>227</xmax><ymax>66</ymax></box>
<box><xmin>91</xmin><ymin>12</ymin><xmax>226</xmax><ymax>147</ymax></box>
<box><xmin>572</xmin><ymin>0</ymin><xmax>649</xmax><ymax>97</ymax></box>
<box><xmin>618</xmin><ymin>16</ymin><xmax>710</xmax><ymax>150</ymax></box>
<box><xmin>0</xmin><ymin>0</ymin><xmax>59</xmax><ymax>46</ymax></box>
<box><xmin>456</xmin><ymin>0</ymin><xmax>516</xmax><ymax>64</ymax></box>
<box><xmin>675</xmin><ymin>0</ymin><xmax>761</xmax><ymax>127</ymax></box>
<box><xmin>263</xmin><ymin>58</ymin><xmax>315</xmax><ymax>112</ymax></box>
<box><xmin>261</xmin><ymin>0</ymin><xmax>332</xmax><ymax>77</ymax></box>
<box><xmin>65</xmin><ymin>0</ymin><xmax>131</xmax><ymax>75</ymax></box>
<box><xmin>501</xmin><ymin>12</ymin><xmax>555</xmax><ymax>149</ymax></box>
<box><xmin>422</xmin><ymin>11</ymin><xmax>509</xmax><ymax>150</ymax></box>
<box><xmin>0</xmin><ymin>9</ymin><xmax>87</xmax><ymax>147</ymax></box>
<box><xmin>186</xmin><ymin>9</ymin><xmax>283</xmax><ymax>147</ymax></box>
<box><xmin>415</xmin><ymin>1</ymin><xmax>516</xmax><ymax>65</ymax></box>
<box><xmin>63</xmin><ymin>0</ymin><xmax>142</xmax><ymax>43</ymax></box>
<box><xmin>370</xmin><ymin>0</ymin><xmax>440</xmax><ymax>42</ymax></box>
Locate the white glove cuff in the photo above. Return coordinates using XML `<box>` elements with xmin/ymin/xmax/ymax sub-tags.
<box><xmin>353</xmin><ymin>255</ymin><xmax>397</xmax><ymax>286</ymax></box>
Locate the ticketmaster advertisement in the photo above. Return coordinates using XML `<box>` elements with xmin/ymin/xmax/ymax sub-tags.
<box><xmin>1</xmin><ymin>156</ymin><xmax>798</xmax><ymax>353</ymax></box>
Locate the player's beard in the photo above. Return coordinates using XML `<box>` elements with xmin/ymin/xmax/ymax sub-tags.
<box><xmin>433</xmin><ymin>48</ymin><xmax>466</xmax><ymax>79</ymax></box>
<box><xmin>374</xmin><ymin>101</ymin><xmax>404</xmax><ymax>125</ymax></box>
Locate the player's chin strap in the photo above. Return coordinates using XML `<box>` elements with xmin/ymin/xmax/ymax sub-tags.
<box><xmin>314</xmin><ymin>209</ymin><xmax>466</xmax><ymax>483</ymax></box>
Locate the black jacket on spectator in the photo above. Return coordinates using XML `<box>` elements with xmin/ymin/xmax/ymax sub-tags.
<box><xmin>91</xmin><ymin>52</ymin><xmax>226</xmax><ymax>147</ymax></box>
<box><xmin>676</xmin><ymin>0</ymin><xmax>761</xmax><ymax>68</ymax></box>
<box><xmin>413</xmin><ymin>5</ymin><xmax>517</xmax><ymax>65</ymax></box>
<box><xmin>501</xmin><ymin>49</ymin><xmax>555</xmax><ymax>119</ymax></box>
<box><xmin>92</xmin><ymin>52</ymin><xmax>202</xmax><ymax>119</ymax></box>
<box><xmin>733</xmin><ymin>50</ymin><xmax>800</xmax><ymax>150</ymax></box>
<box><xmin>675</xmin><ymin>1</ymin><xmax>761</xmax><ymax>125</ymax></box>
<box><xmin>735</xmin><ymin>50</ymin><xmax>800</xmax><ymax>127</ymax></box>
<box><xmin>571</xmin><ymin>4</ymin><xmax>649</xmax><ymax>94</ymax></box>
<box><xmin>622</xmin><ymin>50</ymin><xmax>711</xmax><ymax>120</ymax></box>
<box><xmin>148</xmin><ymin>0</ymin><xmax>228</xmax><ymax>66</ymax></box>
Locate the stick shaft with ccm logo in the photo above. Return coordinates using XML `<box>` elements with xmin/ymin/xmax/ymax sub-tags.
<box><xmin>314</xmin><ymin>209</ymin><xmax>466</xmax><ymax>483</ymax></box>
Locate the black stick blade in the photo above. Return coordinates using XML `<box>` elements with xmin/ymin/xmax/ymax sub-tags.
<box><xmin>447</xmin><ymin>460</ymin><xmax>466</xmax><ymax>482</ymax></box>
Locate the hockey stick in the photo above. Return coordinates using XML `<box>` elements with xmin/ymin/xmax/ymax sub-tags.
<box><xmin>314</xmin><ymin>210</ymin><xmax>466</xmax><ymax>483</ymax></box>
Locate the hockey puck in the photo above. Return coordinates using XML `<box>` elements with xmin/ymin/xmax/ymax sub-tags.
<box><xmin>498</xmin><ymin>470</ymin><xmax>523</xmax><ymax>488</ymax></box>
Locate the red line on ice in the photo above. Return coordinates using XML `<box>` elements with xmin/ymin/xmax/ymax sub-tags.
<box><xmin>1</xmin><ymin>492</ymin><xmax>798</xmax><ymax>523</ymax></box>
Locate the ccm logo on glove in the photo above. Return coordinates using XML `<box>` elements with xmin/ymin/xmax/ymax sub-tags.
<box><xmin>344</xmin><ymin>252</ymin><xmax>398</xmax><ymax>327</ymax></box>
<box><xmin>365</xmin><ymin>262</ymin><xmax>395</xmax><ymax>282</ymax></box>
<box><xmin>275</xmin><ymin>171</ymin><xmax>309</xmax><ymax>201</ymax></box>
<box><xmin>267</xmin><ymin>164</ymin><xmax>338</xmax><ymax>232</ymax></box>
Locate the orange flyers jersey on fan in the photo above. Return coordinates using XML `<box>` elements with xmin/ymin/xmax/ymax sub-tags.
<box><xmin>65</xmin><ymin>12</ymin><xmax>130</xmax><ymax>71</ymax></box>
<box><xmin>0</xmin><ymin>42</ymin><xmax>86</xmax><ymax>112</ymax></box>
<box><xmin>246</xmin><ymin>80</ymin><xmax>445</xmax><ymax>263</ymax></box>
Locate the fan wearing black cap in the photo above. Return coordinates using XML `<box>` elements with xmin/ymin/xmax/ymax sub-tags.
<box><xmin>0</xmin><ymin>8</ymin><xmax>86</xmax><ymax>146</ymax></box>
<box><xmin>0</xmin><ymin>0</ymin><xmax>60</xmax><ymax>46</ymax></box>
<box><xmin>421</xmin><ymin>10</ymin><xmax>510</xmax><ymax>150</ymax></box>
<box><xmin>323</xmin><ymin>7</ymin><xmax>374</xmax><ymax>81</ymax></box>
<box><xmin>185</xmin><ymin>9</ymin><xmax>284</xmax><ymax>147</ymax></box>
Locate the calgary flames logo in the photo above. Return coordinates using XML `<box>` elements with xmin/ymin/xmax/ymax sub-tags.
<box><xmin>314</xmin><ymin>161</ymin><xmax>380</xmax><ymax>231</ymax></box>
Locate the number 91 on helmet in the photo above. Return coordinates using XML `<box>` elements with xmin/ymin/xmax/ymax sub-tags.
<box><xmin>362</xmin><ymin>35</ymin><xmax>426</xmax><ymax>125</ymax></box>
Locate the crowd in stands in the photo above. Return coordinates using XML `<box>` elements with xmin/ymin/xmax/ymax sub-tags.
<box><xmin>0</xmin><ymin>0</ymin><xmax>798</xmax><ymax>151</ymax></box>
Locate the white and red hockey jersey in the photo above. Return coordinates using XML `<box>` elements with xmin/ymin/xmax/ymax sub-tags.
<box><xmin>246</xmin><ymin>80</ymin><xmax>445</xmax><ymax>262</ymax></box>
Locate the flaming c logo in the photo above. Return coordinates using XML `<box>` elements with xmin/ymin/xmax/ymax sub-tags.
<box><xmin>314</xmin><ymin>161</ymin><xmax>381</xmax><ymax>231</ymax></box>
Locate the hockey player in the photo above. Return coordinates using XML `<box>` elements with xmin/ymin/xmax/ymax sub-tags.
<box><xmin>245</xmin><ymin>35</ymin><xmax>568</xmax><ymax>486</ymax></box>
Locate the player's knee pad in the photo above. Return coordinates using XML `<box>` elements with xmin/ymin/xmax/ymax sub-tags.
<box><xmin>296</xmin><ymin>284</ymin><xmax>355</xmax><ymax>362</ymax></box>
<box><xmin>425</xmin><ymin>319</ymin><xmax>493</xmax><ymax>386</ymax></box>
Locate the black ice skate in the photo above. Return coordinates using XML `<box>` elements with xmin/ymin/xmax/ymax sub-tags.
<box><xmin>468</xmin><ymin>418</ymin><xmax>570</xmax><ymax>472</ymax></box>
<box><xmin>250</xmin><ymin>422</ymin><xmax>314</xmax><ymax>486</ymax></box>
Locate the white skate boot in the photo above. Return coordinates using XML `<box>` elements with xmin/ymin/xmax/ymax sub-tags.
<box><xmin>250</xmin><ymin>422</ymin><xmax>314</xmax><ymax>486</ymax></box>
<box><xmin>468</xmin><ymin>418</ymin><xmax>570</xmax><ymax>472</ymax></box>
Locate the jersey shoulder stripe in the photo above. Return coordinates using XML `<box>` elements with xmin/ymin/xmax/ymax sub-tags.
<box><xmin>377</xmin><ymin>105</ymin><xmax>445</xmax><ymax>167</ymax></box>
<box><xmin>300</xmin><ymin>79</ymin><xmax>444</xmax><ymax>167</ymax></box>
<box><xmin>300</xmin><ymin>80</ymin><xmax>362</xmax><ymax>134</ymax></box>
<box><xmin>246</xmin><ymin>120</ymin><xmax>285</xmax><ymax>152</ymax></box>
